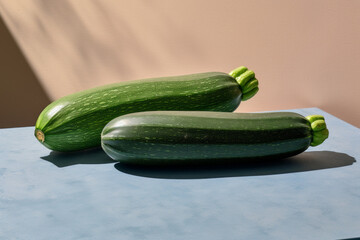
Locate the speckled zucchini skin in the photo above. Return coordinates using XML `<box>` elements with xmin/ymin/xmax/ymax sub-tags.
<box><xmin>101</xmin><ymin>111</ymin><xmax>313</xmax><ymax>165</ymax></box>
<box><xmin>35</xmin><ymin>72</ymin><xmax>244</xmax><ymax>151</ymax></box>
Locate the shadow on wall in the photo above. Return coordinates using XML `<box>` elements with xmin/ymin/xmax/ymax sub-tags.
<box><xmin>0</xmin><ymin>0</ymin><xmax>205</xmax><ymax>128</ymax></box>
<box><xmin>0</xmin><ymin>15</ymin><xmax>50</xmax><ymax>128</ymax></box>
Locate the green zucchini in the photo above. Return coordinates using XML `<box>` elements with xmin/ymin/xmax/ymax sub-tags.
<box><xmin>35</xmin><ymin>66</ymin><xmax>259</xmax><ymax>151</ymax></box>
<box><xmin>101</xmin><ymin>111</ymin><xmax>329</xmax><ymax>165</ymax></box>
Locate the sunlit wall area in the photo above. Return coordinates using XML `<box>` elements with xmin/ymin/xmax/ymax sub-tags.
<box><xmin>0</xmin><ymin>0</ymin><xmax>359</xmax><ymax>127</ymax></box>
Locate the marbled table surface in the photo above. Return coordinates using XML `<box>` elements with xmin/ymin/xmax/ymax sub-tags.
<box><xmin>1</xmin><ymin>108</ymin><xmax>359</xmax><ymax>240</ymax></box>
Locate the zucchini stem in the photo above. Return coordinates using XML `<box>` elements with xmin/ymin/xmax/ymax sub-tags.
<box><xmin>306</xmin><ymin>115</ymin><xmax>329</xmax><ymax>146</ymax></box>
<box><xmin>229</xmin><ymin>66</ymin><xmax>259</xmax><ymax>101</ymax></box>
<box><xmin>35</xmin><ymin>129</ymin><xmax>45</xmax><ymax>142</ymax></box>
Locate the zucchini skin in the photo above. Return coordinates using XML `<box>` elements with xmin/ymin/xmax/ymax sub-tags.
<box><xmin>35</xmin><ymin>72</ymin><xmax>244</xmax><ymax>151</ymax></box>
<box><xmin>101</xmin><ymin>111</ymin><xmax>315</xmax><ymax>165</ymax></box>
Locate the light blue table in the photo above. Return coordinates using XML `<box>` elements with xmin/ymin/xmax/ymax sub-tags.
<box><xmin>1</xmin><ymin>108</ymin><xmax>359</xmax><ymax>240</ymax></box>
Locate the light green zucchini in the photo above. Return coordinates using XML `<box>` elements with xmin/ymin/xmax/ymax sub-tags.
<box><xmin>35</xmin><ymin>66</ymin><xmax>258</xmax><ymax>151</ymax></box>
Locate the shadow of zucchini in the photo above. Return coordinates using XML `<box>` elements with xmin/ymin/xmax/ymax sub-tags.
<box><xmin>114</xmin><ymin>151</ymin><xmax>355</xmax><ymax>179</ymax></box>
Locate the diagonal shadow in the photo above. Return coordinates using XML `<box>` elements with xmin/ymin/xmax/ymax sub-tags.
<box><xmin>0</xmin><ymin>14</ymin><xmax>51</xmax><ymax>128</ymax></box>
<box><xmin>41</xmin><ymin>147</ymin><xmax>116</xmax><ymax>167</ymax></box>
<box><xmin>114</xmin><ymin>151</ymin><xmax>356</xmax><ymax>179</ymax></box>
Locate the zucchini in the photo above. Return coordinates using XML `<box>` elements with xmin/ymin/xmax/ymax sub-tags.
<box><xmin>35</xmin><ymin>66</ymin><xmax>258</xmax><ymax>151</ymax></box>
<box><xmin>101</xmin><ymin>111</ymin><xmax>329</xmax><ymax>165</ymax></box>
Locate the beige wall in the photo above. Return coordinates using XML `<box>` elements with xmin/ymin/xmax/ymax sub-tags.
<box><xmin>0</xmin><ymin>0</ymin><xmax>359</xmax><ymax>127</ymax></box>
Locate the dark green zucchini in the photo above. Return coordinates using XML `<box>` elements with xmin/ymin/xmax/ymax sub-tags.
<box><xmin>35</xmin><ymin>66</ymin><xmax>258</xmax><ymax>151</ymax></box>
<box><xmin>101</xmin><ymin>111</ymin><xmax>329</xmax><ymax>165</ymax></box>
